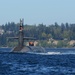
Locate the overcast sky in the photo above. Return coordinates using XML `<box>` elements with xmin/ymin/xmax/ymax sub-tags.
<box><xmin>0</xmin><ymin>0</ymin><xmax>75</xmax><ymax>25</ymax></box>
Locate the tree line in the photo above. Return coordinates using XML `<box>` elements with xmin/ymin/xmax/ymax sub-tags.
<box><xmin>0</xmin><ymin>22</ymin><xmax>75</xmax><ymax>47</ymax></box>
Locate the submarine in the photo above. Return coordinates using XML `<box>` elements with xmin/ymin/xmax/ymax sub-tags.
<box><xmin>9</xmin><ymin>19</ymin><xmax>45</xmax><ymax>53</ymax></box>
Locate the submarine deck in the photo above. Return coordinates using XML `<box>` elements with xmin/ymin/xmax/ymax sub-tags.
<box><xmin>12</xmin><ymin>46</ymin><xmax>46</xmax><ymax>53</ymax></box>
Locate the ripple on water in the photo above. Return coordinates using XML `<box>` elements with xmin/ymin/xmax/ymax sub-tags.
<box><xmin>13</xmin><ymin>64</ymin><xmax>75</xmax><ymax>75</ymax></box>
<box><xmin>0</xmin><ymin>52</ymin><xmax>75</xmax><ymax>75</ymax></box>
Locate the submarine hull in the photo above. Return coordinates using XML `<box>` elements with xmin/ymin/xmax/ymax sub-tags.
<box><xmin>12</xmin><ymin>46</ymin><xmax>46</xmax><ymax>53</ymax></box>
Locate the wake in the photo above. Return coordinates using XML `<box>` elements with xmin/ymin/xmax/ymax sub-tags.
<box><xmin>27</xmin><ymin>51</ymin><xmax>75</xmax><ymax>55</ymax></box>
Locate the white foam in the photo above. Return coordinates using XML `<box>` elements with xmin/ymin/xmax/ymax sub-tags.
<box><xmin>47</xmin><ymin>52</ymin><xmax>61</xmax><ymax>55</ymax></box>
<box><xmin>27</xmin><ymin>51</ymin><xmax>61</xmax><ymax>55</ymax></box>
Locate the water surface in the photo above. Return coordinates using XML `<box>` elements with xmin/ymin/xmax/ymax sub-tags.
<box><xmin>0</xmin><ymin>48</ymin><xmax>75</xmax><ymax>75</ymax></box>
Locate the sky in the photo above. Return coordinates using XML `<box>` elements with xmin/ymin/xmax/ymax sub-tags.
<box><xmin>0</xmin><ymin>0</ymin><xmax>75</xmax><ymax>25</ymax></box>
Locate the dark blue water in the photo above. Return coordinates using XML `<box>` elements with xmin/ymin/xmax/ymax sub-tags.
<box><xmin>0</xmin><ymin>48</ymin><xmax>75</xmax><ymax>75</ymax></box>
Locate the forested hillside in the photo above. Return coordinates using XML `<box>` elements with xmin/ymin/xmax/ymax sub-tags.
<box><xmin>0</xmin><ymin>22</ymin><xmax>75</xmax><ymax>47</ymax></box>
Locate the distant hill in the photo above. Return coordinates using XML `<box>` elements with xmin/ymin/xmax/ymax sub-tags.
<box><xmin>0</xmin><ymin>22</ymin><xmax>75</xmax><ymax>47</ymax></box>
